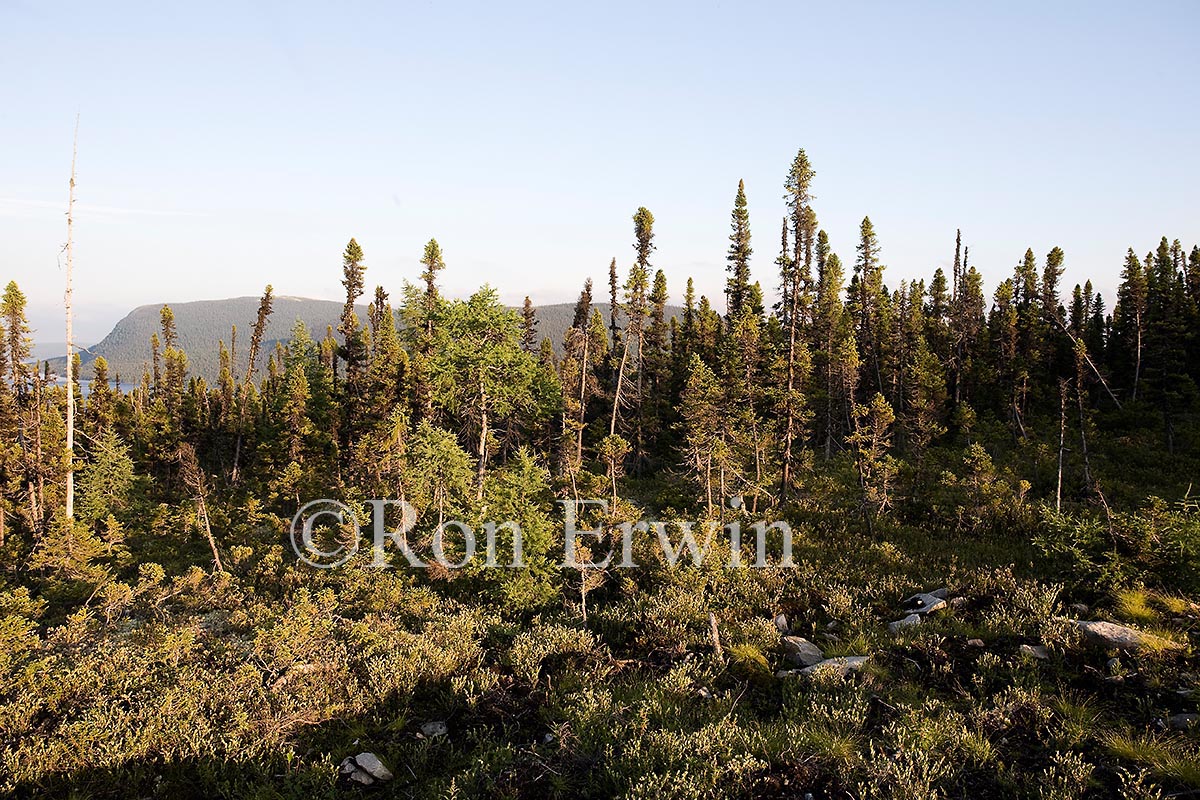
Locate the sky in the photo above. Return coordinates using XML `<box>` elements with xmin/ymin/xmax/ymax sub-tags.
<box><xmin>2</xmin><ymin>0</ymin><xmax>1198</xmax><ymax>345</ymax></box>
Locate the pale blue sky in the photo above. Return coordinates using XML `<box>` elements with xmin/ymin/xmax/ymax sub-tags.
<box><xmin>2</xmin><ymin>0</ymin><xmax>1197</xmax><ymax>343</ymax></box>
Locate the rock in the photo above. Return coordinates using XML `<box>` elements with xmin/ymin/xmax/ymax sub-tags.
<box><xmin>799</xmin><ymin>656</ymin><xmax>869</xmax><ymax>678</ymax></box>
<box><xmin>1019</xmin><ymin>644</ymin><xmax>1049</xmax><ymax>660</ymax></box>
<box><xmin>902</xmin><ymin>593</ymin><xmax>947</xmax><ymax>615</ymax></box>
<box><xmin>1074</xmin><ymin>620</ymin><xmax>1182</xmax><ymax>652</ymax></box>
<box><xmin>781</xmin><ymin>636</ymin><xmax>824</xmax><ymax>666</ymax></box>
<box><xmin>339</xmin><ymin>752</ymin><xmax>393</xmax><ymax>785</ymax></box>
<box><xmin>928</xmin><ymin>588</ymin><xmax>950</xmax><ymax>600</ymax></box>
<box><xmin>773</xmin><ymin>613</ymin><xmax>789</xmax><ymax>635</ymax></box>
<box><xmin>888</xmin><ymin>614</ymin><xmax>922</xmax><ymax>635</ymax></box>
<box><xmin>967</xmin><ymin>638</ymin><xmax>985</xmax><ymax>648</ymax></box>
<box><xmin>1069</xmin><ymin>602</ymin><xmax>1090</xmax><ymax>616</ymax></box>
<box><xmin>419</xmin><ymin>720</ymin><xmax>449</xmax><ymax>738</ymax></box>
<box><xmin>1168</xmin><ymin>713</ymin><xmax>1199</xmax><ymax>732</ymax></box>
<box><xmin>949</xmin><ymin>596</ymin><xmax>969</xmax><ymax>611</ymax></box>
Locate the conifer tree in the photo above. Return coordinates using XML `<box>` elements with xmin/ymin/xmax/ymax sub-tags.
<box><xmin>1</xmin><ymin>282</ymin><xmax>31</xmax><ymax>396</ymax></box>
<box><xmin>813</xmin><ymin>239</ymin><xmax>851</xmax><ymax>459</ymax></box>
<box><xmin>1114</xmin><ymin>248</ymin><xmax>1148</xmax><ymax>400</ymax></box>
<box><xmin>725</xmin><ymin>180</ymin><xmax>753</xmax><ymax>320</ymax></box>
<box><xmin>338</xmin><ymin>239</ymin><xmax>367</xmax><ymax>385</ymax></box>
<box><xmin>679</xmin><ymin>355</ymin><xmax>724</xmax><ymax>513</ymax></box>
<box><xmin>434</xmin><ymin>288</ymin><xmax>539</xmax><ymax>498</ymax></box>
<box><xmin>607</xmin><ymin>257</ymin><xmax>620</xmax><ymax>344</ymax></box>
<box><xmin>403</xmin><ymin>238</ymin><xmax>447</xmax><ymax>422</ymax></box>
<box><xmin>521</xmin><ymin>296</ymin><xmax>538</xmax><ymax>353</ymax></box>
<box><xmin>231</xmin><ymin>285</ymin><xmax>273</xmax><ymax>482</ymax></box>
<box><xmin>848</xmin><ymin>392</ymin><xmax>897</xmax><ymax>534</ymax></box>
<box><xmin>852</xmin><ymin>217</ymin><xmax>887</xmax><ymax>396</ymax></box>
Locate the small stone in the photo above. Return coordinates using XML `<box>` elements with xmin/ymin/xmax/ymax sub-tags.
<box><xmin>1069</xmin><ymin>602</ymin><xmax>1090</xmax><ymax>616</ymax></box>
<box><xmin>781</xmin><ymin>635</ymin><xmax>824</xmax><ymax>666</ymax></box>
<box><xmin>967</xmin><ymin>638</ymin><xmax>985</xmax><ymax>648</ymax></box>
<box><xmin>799</xmin><ymin>656</ymin><xmax>869</xmax><ymax>678</ymax></box>
<box><xmin>697</xmin><ymin>687</ymin><xmax>713</xmax><ymax>699</ymax></box>
<box><xmin>888</xmin><ymin>614</ymin><xmax>922</xmax><ymax>635</ymax></box>
<box><xmin>1168</xmin><ymin>713</ymin><xmax>1199</xmax><ymax>732</ymax></box>
<box><xmin>902</xmin><ymin>593</ymin><xmax>948</xmax><ymax>615</ymax></box>
<box><xmin>773</xmin><ymin>613</ymin><xmax>789</xmax><ymax>635</ymax></box>
<box><xmin>1019</xmin><ymin>644</ymin><xmax>1049</xmax><ymax>660</ymax></box>
<box><xmin>420</xmin><ymin>721</ymin><xmax>449</xmax><ymax>738</ymax></box>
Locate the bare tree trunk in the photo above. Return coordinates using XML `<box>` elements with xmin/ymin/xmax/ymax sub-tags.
<box><xmin>1047</xmin><ymin>314</ymin><xmax>1122</xmax><ymax>408</ymax></box>
<box><xmin>64</xmin><ymin>116</ymin><xmax>79</xmax><ymax>521</ymax></box>
<box><xmin>197</xmin><ymin>496</ymin><xmax>224</xmax><ymax>573</ymax></box>
<box><xmin>782</xmin><ymin>278</ymin><xmax>800</xmax><ymax>492</ymax></box>
<box><xmin>576</xmin><ymin>332</ymin><xmax>588</xmax><ymax>465</ymax></box>
<box><xmin>1056</xmin><ymin>381</ymin><xmax>1067</xmax><ymax>513</ymax></box>
<box><xmin>477</xmin><ymin>386</ymin><xmax>488</xmax><ymax>501</ymax></box>
<box><xmin>1133</xmin><ymin>316</ymin><xmax>1142</xmax><ymax>401</ymax></box>
<box><xmin>609</xmin><ymin>338</ymin><xmax>630</xmax><ymax>436</ymax></box>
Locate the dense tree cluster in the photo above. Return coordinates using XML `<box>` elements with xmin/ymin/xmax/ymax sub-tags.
<box><xmin>0</xmin><ymin>150</ymin><xmax>1198</xmax><ymax>584</ymax></box>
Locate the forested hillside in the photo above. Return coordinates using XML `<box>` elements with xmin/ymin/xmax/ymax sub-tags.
<box><xmin>2</xmin><ymin>149</ymin><xmax>1199</xmax><ymax>798</ymax></box>
<box><xmin>50</xmin><ymin>297</ymin><xmax>672</xmax><ymax>383</ymax></box>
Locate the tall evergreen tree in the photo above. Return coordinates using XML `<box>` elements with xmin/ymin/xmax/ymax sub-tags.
<box><xmin>725</xmin><ymin>180</ymin><xmax>753</xmax><ymax>320</ymax></box>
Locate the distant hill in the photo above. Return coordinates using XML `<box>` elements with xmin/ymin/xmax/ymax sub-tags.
<box><xmin>50</xmin><ymin>297</ymin><xmax>682</xmax><ymax>383</ymax></box>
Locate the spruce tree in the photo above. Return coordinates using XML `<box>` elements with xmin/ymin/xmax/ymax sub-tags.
<box><xmin>853</xmin><ymin>217</ymin><xmax>887</xmax><ymax>396</ymax></box>
<box><xmin>725</xmin><ymin>180</ymin><xmax>753</xmax><ymax>320</ymax></box>
<box><xmin>338</xmin><ymin>238</ymin><xmax>368</xmax><ymax>383</ymax></box>
<box><xmin>1</xmin><ymin>282</ymin><xmax>31</xmax><ymax>396</ymax></box>
<box><xmin>521</xmin><ymin>297</ymin><xmax>538</xmax><ymax>353</ymax></box>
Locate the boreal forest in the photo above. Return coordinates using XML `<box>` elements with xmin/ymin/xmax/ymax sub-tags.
<box><xmin>3</xmin><ymin>149</ymin><xmax>1200</xmax><ymax>798</ymax></box>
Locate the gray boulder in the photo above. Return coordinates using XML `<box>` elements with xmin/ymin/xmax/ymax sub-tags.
<box><xmin>781</xmin><ymin>635</ymin><xmax>824</xmax><ymax>666</ymax></box>
<box><xmin>339</xmin><ymin>752</ymin><xmax>394</xmax><ymax>785</ymax></box>
<box><xmin>1019</xmin><ymin>644</ymin><xmax>1049</xmax><ymax>660</ymax></box>
<box><xmin>420</xmin><ymin>720</ymin><xmax>449</xmax><ymax>738</ymax></box>
<box><xmin>888</xmin><ymin>614</ymin><xmax>922</xmax><ymax>635</ymax></box>
<box><xmin>1074</xmin><ymin>620</ymin><xmax>1182</xmax><ymax>652</ymax></box>
<box><xmin>799</xmin><ymin>656</ymin><xmax>869</xmax><ymax>678</ymax></box>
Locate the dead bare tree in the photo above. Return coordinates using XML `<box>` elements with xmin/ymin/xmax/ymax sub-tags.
<box><xmin>64</xmin><ymin>116</ymin><xmax>79</xmax><ymax>520</ymax></box>
<box><xmin>179</xmin><ymin>443</ymin><xmax>224</xmax><ymax>572</ymax></box>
